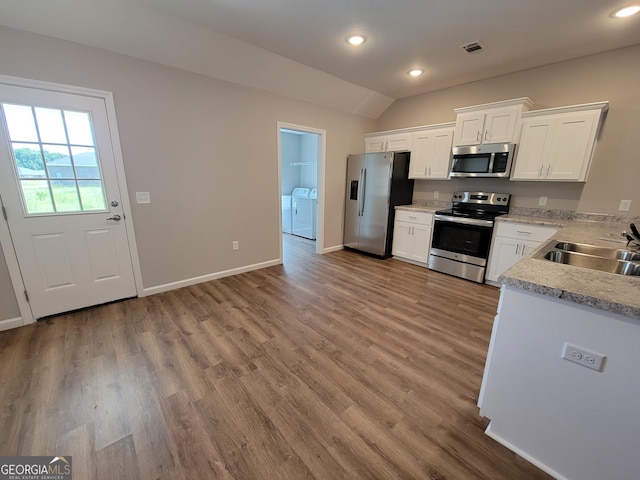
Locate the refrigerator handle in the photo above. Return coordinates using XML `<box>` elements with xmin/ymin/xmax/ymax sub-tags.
<box><xmin>357</xmin><ymin>168</ymin><xmax>364</xmax><ymax>216</ymax></box>
<box><xmin>361</xmin><ymin>168</ymin><xmax>367</xmax><ymax>215</ymax></box>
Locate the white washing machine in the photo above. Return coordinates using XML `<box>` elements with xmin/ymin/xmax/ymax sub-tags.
<box><xmin>292</xmin><ymin>187</ymin><xmax>316</xmax><ymax>240</ymax></box>
<box><xmin>281</xmin><ymin>195</ymin><xmax>292</xmax><ymax>234</ymax></box>
<box><xmin>283</xmin><ymin>188</ymin><xmax>309</xmax><ymax>235</ymax></box>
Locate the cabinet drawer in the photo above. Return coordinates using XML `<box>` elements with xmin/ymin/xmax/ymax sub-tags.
<box><xmin>395</xmin><ymin>210</ymin><xmax>433</xmax><ymax>225</ymax></box>
<box><xmin>494</xmin><ymin>222</ymin><xmax>557</xmax><ymax>242</ymax></box>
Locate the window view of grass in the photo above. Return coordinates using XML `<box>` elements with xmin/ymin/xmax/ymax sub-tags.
<box><xmin>21</xmin><ymin>180</ymin><xmax>106</xmax><ymax>214</ymax></box>
<box><xmin>3</xmin><ymin>103</ymin><xmax>107</xmax><ymax>216</ymax></box>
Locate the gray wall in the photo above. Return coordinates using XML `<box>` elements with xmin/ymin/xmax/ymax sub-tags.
<box><xmin>280</xmin><ymin>132</ymin><xmax>300</xmax><ymax>195</ymax></box>
<box><xmin>280</xmin><ymin>132</ymin><xmax>319</xmax><ymax>194</ymax></box>
<box><xmin>299</xmin><ymin>134</ymin><xmax>319</xmax><ymax>189</ymax></box>
<box><xmin>375</xmin><ymin>44</ymin><xmax>640</xmax><ymax>215</ymax></box>
<box><xmin>0</xmin><ymin>26</ymin><xmax>374</xmax><ymax>322</ymax></box>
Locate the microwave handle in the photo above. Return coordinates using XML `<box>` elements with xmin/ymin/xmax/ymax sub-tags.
<box><xmin>487</xmin><ymin>152</ymin><xmax>496</xmax><ymax>174</ymax></box>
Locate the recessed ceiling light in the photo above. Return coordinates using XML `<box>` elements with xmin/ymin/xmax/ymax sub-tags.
<box><xmin>346</xmin><ymin>34</ymin><xmax>366</xmax><ymax>46</ymax></box>
<box><xmin>408</xmin><ymin>69</ymin><xmax>424</xmax><ymax>77</ymax></box>
<box><xmin>612</xmin><ymin>5</ymin><xmax>640</xmax><ymax>17</ymax></box>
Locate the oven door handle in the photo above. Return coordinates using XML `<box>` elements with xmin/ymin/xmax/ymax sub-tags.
<box><xmin>434</xmin><ymin>214</ymin><xmax>494</xmax><ymax>227</ymax></box>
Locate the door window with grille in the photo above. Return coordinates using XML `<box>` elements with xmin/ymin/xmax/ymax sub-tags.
<box><xmin>1</xmin><ymin>103</ymin><xmax>107</xmax><ymax>215</ymax></box>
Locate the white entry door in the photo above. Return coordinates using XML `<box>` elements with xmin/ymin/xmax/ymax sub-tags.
<box><xmin>0</xmin><ymin>83</ymin><xmax>137</xmax><ymax>319</ymax></box>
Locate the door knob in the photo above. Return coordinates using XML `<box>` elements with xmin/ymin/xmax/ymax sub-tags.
<box><xmin>106</xmin><ymin>214</ymin><xmax>121</xmax><ymax>221</ymax></box>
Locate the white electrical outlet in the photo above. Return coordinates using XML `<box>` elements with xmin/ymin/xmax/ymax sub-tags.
<box><xmin>619</xmin><ymin>200</ymin><xmax>631</xmax><ymax>212</ymax></box>
<box><xmin>232</xmin><ymin>241</ymin><xmax>239</xmax><ymax>251</ymax></box>
<box><xmin>434</xmin><ymin>191</ymin><xmax>439</xmax><ymax>199</ymax></box>
<box><xmin>539</xmin><ymin>196</ymin><xmax>548</xmax><ymax>206</ymax></box>
<box><xmin>561</xmin><ymin>342</ymin><xmax>606</xmax><ymax>372</ymax></box>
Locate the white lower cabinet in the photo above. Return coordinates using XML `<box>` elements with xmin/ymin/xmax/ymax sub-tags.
<box><xmin>392</xmin><ymin>210</ymin><xmax>433</xmax><ymax>264</ymax></box>
<box><xmin>485</xmin><ymin>222</ymin><xmax>557</xmax><ymax>283</ymax></box>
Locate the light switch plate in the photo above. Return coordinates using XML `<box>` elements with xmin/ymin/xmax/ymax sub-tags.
<box><xmin>136</xmin><ymin>192</ymin><xmax>151</xmax><ymax>204</ymax></box>
<box><xmin>539</xmin><ymin>196</ymin><xmax>548</xmax><ymax>206</ymax></box>
<box><xmin>619</xmin><ymin>200</ymin><xmax>631</xmax><ymax>212</ymax></box>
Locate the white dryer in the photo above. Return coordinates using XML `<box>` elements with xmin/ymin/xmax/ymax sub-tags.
<box><xmin>283</xmin><ymin>188</ymin><xmax>309</xmax><ymax>235</ymax></box>
<box><xmin>292</xmin><ymin>188</ymin><xmax>316</xmax><ymax>240</ymax></box>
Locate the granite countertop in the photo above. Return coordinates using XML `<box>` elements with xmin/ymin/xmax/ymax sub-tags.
<box><xmin>498</xmin><ymin>219</ymin><xmax>640</xmax><ymax>320</ymax></box>
<box><xmin>497</xmin><ymin>213</ymin><xmax>569</xmax><ymax>229</ymax></box>
<box><xmin>395</xmin><ymin>204</ymin><xmax>441</xmax><ymax>213</ymax></box>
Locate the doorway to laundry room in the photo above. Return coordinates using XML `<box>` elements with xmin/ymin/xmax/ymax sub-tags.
<box><xmin>277</xmin><ymin>123</ymin><xmax>325</xmax><ymax>263</ymax></box>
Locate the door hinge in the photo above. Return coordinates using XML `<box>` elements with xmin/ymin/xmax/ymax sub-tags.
<box><xmin>24</xmin><ymin>290</ymin><xmax>30</xmax><ymax>303</ymax></box>
<box><xmin>1</xmin><ymin>205</ymin><xmax>7</xmax><ymax>221</ymax></box>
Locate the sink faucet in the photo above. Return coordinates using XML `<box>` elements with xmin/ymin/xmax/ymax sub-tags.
<box><xmin>622</xmin><ymin>232</ymin><xmax>640</xmax><ymax>248</ymax></box>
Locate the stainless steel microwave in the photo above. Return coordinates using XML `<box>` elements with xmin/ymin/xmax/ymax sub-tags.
<box><xmin>450</xmin><ymin>143</ymin><xmax>516</xmax><ymax>178</ymax></box>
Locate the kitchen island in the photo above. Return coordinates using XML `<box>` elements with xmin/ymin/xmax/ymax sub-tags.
<box><xmin>478</xmin><ymin>219</ymin><xmax>640</xmax><ymax>480</ymax></box>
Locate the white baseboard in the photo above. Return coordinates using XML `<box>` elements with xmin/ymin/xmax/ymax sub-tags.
<box><xmin>484</xmin><ymin>422</ymin><xmax>568</xmax><ymax>480</ymax></box>
<box><xmin>322</xmin><ymin>244</ymin><xmax>344</xmax><ymax>254</ymax></box>
<box><xmin>392</xmin><ymin>256</ymin><xmax>429</xmax><ymax>268</ymax></box>
<box><xmin>0</xmin><ymin>317</ymin><xmax>24</xmax><ymax>332</ymax></box>
<box><xmin>141</xmin><ymin>258</ymin><xmax>282</xmax><ymax>297</ymax></box>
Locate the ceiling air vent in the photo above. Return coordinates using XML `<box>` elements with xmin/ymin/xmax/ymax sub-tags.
<box><xmin>460</xmin><ymin>41</ymin><xmax>486</xmax><ymax>54</ymax></box>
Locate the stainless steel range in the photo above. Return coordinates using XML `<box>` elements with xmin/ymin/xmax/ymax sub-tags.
<box><xmin>428</xmin><ymin>191</ymin><xmax>510</xmax><ymax>283</ymax></box>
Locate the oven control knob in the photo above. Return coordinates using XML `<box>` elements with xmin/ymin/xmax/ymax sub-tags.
<box><xmin>496</xmin><ymin>197</ymin><xmax>501</xmax><ymax>201</ymax></box>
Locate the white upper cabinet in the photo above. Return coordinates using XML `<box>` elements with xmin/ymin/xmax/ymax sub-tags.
<box><xmin>511</xmin><ymin>102</ymin><xmax>608</xmax><ymax>182</ymax></box>
<box><xmin>364</xmin><ymin>135</ymin><xmax>386</xmax><ymax>153</ymax></box>
<box><xmin>408</xmin><ymin>124</ymin><xmax>455</xmax><ymax>180</ymax></box>
<box><xmin>453</xmin><ymin>98</ymin><xmax>533</xmax><ymax>147</ymax></box>
<box><xmin>365</xmin><ymin>131</ymin><xmax>412</xmax><ymax>152</ymax></box>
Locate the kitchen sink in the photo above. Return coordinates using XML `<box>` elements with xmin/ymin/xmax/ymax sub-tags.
<box><xmin>534</xmin><ymin>241</ymin><xmax>640</xmax><ymax>276</ymax></box>
<box><xmin>553</xmin><ymin>241</ymin><xmax>640</xmax><ymax>262</ymax></box>
<box><xmin>541</xmin><ymin>250</ymin><xmax>640</xmax><ymax>276</ymax></box>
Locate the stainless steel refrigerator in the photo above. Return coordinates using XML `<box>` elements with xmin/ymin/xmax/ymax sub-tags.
<box><xmin>343</xmin><ymin>152</ymin><xmax>414</xmax><ymax>258</ymax></box>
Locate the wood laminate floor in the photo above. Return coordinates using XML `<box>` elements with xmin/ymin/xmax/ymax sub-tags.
<box><xmin>0</xmin><ymin>234</ymin><xmax>552</xmax><ymax>479</ymax></box>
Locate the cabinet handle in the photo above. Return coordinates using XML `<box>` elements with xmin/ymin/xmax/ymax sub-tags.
<box><xmin>546</xmin><ymin>164</ymin><xmax>551</xmax><ymax>177</ymax></box>
<box><xmin>476</xmin><ymin>130</ymin><xmax>481</xmax><ymax>142</ymax></box>
<box><xmin>409</xmin><ymin>216</ymin><xmax>417</xmax><ymax>220</ymax></box>
<box><xmin>515</xmin><ymin>243</ymin><xmax>520</xmax><ymax>255</ymax></box>
<box><xmin>484</xmin><ymin>130</ymin><xmax>489</xmax><ymax>142</ymax></box>
<box><xmin>428</xmin><ymin>166</ymin><xmax>431</xmax><ymax>176</ymax></box>
<box><xmin>516</xmin><ymin>231</ymin><xmax>532</xmax><ymax>235</ymax></box>
<box><xmin>538</xmin><ymin>164</ymin><xmax>544</xmax><ymax>177</ymax></box>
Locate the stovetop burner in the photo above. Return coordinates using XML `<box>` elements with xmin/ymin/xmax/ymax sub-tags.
<box><xmin>436</xmin><ymin>191</ymin><xmax>511</xmax><ymax>221</ymax></box>
<box><xmin>435</xmin><ymin>208</ymin><xmax>504</xmax><ymax>221</ymax></box>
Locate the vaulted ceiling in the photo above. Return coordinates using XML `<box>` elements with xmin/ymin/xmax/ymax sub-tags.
<box><xmin>1</xmin><ymin>0</ymin><xmax>639</xmax><ymax>118</ymax></box>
